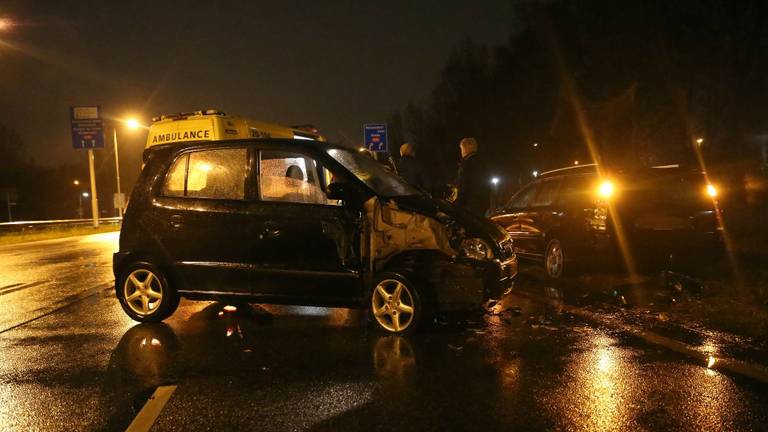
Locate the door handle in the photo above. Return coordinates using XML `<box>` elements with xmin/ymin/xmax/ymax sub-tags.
<box><xmin>263</xmin><ymin>220</ymin><xmax>281</xmax><ymax>238</ymax></box>
<box><xmin>170</xmin><ymin>214</ymin><xmax>184</xmax><ymax>229</ymax></box>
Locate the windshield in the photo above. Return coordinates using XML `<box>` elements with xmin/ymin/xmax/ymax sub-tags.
<box><xmin>327</xmin><ymin>148</ymin><xmax>422</xmax><ymax>197</ymax></box>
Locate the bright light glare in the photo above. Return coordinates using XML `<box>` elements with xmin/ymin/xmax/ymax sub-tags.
<box><xmin>73</xmin><ymin>180</ymin><xmax>80</xmax><ymax>186</ymax></box>
<box><xmin>696</xmin><ymin>138</ymin><xmax>704</xmax><ymax>146</ymax></box>
<box><xmin>574</xmin><ymin>160</ymin><xmax>579</xmax><ymax>165</ymax></box>
<box><xmin>491</xmin><ymin>177</ymin><xmax>500</xmax><ymax>185</ymax></box>
<box><xmin>598</xmin><ymin>180</ymin><xmax>615</xmax><ymax>199</ymax></box>
<box><xmin>82</xmin><ymin>192</ymin><xmax>89</xmax><ymax>197</ymax></box>
<box><xmin>0</xmin><ymin>18</ymin><xmax>13</xmax><ymax>31</ymax></box>
<box><xmin>706</xmin><ymin>184</ymin><xmax>718</xmax><ymax>198</ymax></box>
<box><xmin>532</xmin><ymin>170</ymin><xmax>539</xmax><ymax>177</ymax></box>
<box><xmin>707</xmin><ymin>356</ymin><xmax>716</xmax><ymax>369</ymax></box>
<box><xmin>223</xmin><ymin>305</ymin><xmax>237</xmax><ymax>312</ymax></box>
<box><xmin>125</xmin><ymin>118</ymin><xmax>140</xmax><ymax>130</ymax></box>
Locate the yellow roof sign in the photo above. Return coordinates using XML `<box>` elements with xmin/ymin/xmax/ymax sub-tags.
<box><xmin>146</xmin><ymin>110</ymin><xmax>324</xmax><ymax>148</ymax></box>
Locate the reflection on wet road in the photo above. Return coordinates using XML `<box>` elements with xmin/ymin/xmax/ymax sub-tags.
<box><xmin>1</xmin><ymin>233</ymin><xmax>767</xmax><ymax>431</ymax></box>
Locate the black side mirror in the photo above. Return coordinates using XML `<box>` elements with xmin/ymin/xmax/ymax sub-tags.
<box><xmin>326</xmin><ymin>182</ymin><xmax>350</xmax><ymax>201</ymax></box>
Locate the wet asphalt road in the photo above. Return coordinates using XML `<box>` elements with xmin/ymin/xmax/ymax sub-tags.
<box><xmin>1</xmin><ymin>232</ymin><xmax>768</xmax><ymax>431</ymax></box>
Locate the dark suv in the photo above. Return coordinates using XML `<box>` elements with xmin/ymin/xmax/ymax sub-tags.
<box><xmin>114</xmin><ymin>139</ymin><xmax>517</xmax><ymax>334</ymax></box>
<box><xmin>491</xmin><ymin>164</ymin><xmax>722</xmax><ymax>278</ymax></box>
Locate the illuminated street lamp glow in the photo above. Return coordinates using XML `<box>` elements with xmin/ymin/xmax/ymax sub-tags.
<box><xmin>532</xmin><ymin>170</ymin><xmax>539</xmax><ymax>177</ymax></box>
<box><xmin>82</xmin><ymin>192</ymin><xmax>89</xmax><ymax>198</ymax></box>
<box><xmin>73</xmin><ymin>180</ymin><xmax>80</xmax><ymax>186</ymax></box>
<box><xmin>491</xmin><ymin>177</ymin><xmax>500</xmax><ymax>185</ymax></box>
<box><xmin>573</xmin><ymin>160</ymin><xmax>579</xmax><ymax>165</ymax></box>
<box><xmin>696</xmin><ymin>137</ymin><xmax>704</xmax><ymax>146</ymax></box>
<box><xmin>533</xmin><ymin>142</ymin><xmax>539</xmax><ymax>148</ymax></box>
<box><xmin>125</xmin><ymin>118</ymin><xmax>140</xmax><ymax>130</ymax></box>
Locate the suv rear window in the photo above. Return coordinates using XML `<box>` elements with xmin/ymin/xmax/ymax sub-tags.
<box><xmin>161</xmin><ymin>148</ymin><xmax>248</xmax><ymax>200</ymax></box>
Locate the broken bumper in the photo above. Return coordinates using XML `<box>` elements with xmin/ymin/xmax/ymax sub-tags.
<box><xmin>436</xmin><ymin>255</ymin><xmax>518</xmax><ymax>311</ymax></box>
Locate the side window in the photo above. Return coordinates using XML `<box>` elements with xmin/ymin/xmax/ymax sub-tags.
<box><xmin>162</xmin><ymin>154</ymin><xmax>187</xmax><ymax>197</ymax></box>
<box><xmin>506</xmin><ymin>183</ymin><xmax>540</xmax><ymax>209</ymax></box>
<box><xmin>161</xmin><ymin>148</ymin><xmax>248</xmax><ymax>200</ymax></box>
<box><xmin>558</xmin><ymin>175</ymin><xmax>594</xmax><ymax>206</ymax></box>
<box><xmin>259</xmin><ymin>151</ymin><xmax>340</xmax><ymax>206</ymax></box>
<box><xmin>529</xmin><ymin>179</ymin><xmax>562</xmax><ymax>207</ymax></box>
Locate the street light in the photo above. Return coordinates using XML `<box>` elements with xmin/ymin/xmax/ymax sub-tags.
<box><xmin>490</xmin><ymin>177</ymin><xmax>500</xmax><ymax>211</ymax></box>
<box><xmin>126</xmin><ymin>118</ymin><xmax>140</xmax><ymax>130</ymax></box>
<box><xmin>696</xmin><ymin>137</ymin><xmax>704</xmax><ymax>146</ymax></box>
<box><xmin>113</xmin><ymin>116</ymin><xmax>145</xmax><ymax>218</ymax></box>
<box><xmin>574</xmin><ymin>160</ymin><xmax>580</xmax><ymax>165</ymax></box>
<box><xmin>73</xmin><ymin>180</ymin><xmax>80</xmax><ymax>186</ymax></box>
<box><xmin>532</xmin><ymin>170</ymin><xmax>539</xmax><ymax>177</ymax></box>
<box><xmin>78</xmin><ymin>192</ymin><xmax>89</xmax><ymax>218</ymax></box>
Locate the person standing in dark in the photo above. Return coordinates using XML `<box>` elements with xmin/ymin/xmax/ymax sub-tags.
<box><xmin>455</xmin><ymin>137</ymin><xmax>490</xmax><ymax>217</ymax></box>
<box><xmin>397</xmin><ymin>143</ymin><xmax>427</xmax><ymax>190</ymax></box>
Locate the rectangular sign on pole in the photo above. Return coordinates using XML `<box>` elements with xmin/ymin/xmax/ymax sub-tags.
<box><xmin>70</xmin><ymin>106</ymin><xmax>104</xmax><ymax>149</ymax></box>
<box><xmin>364</xmin><ymin>123</ymin><xmax>387</xmax><ymax>152</ymax></box>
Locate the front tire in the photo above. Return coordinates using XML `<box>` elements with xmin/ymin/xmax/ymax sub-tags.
<box><xmin>544</xmin><ymin>238</ymin><xmax>565</xmax><ymax>279</ymax></box>
<box><xmin>116</xmin><ymin>262</ymin><xmax>179</xmax><ymax>322</ymax></box>
<box><xmin>369</xmin><ymin>273</ymin><xmax>423</xmax><ymax>335</ymax></box>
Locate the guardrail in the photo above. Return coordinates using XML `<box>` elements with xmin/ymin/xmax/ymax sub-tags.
<box><xmin>0</xmin><ymin>217</ymin><xmax>122</xmax><ymax>234</ymax></box>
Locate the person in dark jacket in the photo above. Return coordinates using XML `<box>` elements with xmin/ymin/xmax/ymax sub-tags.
<box><xmin>455</xmin><ymin>137</ymin><xmax>490</xmax><ymax>217</ymax></box>
<box><xmin>397</xmin><ymin>143</ymin><xmax>427</xmax><ymax>189</ymax></box>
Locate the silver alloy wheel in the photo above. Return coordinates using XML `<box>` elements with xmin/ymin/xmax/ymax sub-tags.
<box><xmin>123</xmin><ymin>269</ymin><xmax>164</xmax><ymax>316</ymax></box>
<box><xmin>371</xmin><ymin>279</ymin><xmax>415</xmax><ymax>332</ymax></box>
<box><xmin>546</xmin><ymin>240</ymin><xmax>564</xmax><ymax>278</ymax></box>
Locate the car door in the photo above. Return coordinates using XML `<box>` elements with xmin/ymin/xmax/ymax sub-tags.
<box><xmin>151</xmin><ymin>145</ymin><xmax>256</xmax><ymax>295</ymax></box>
<box><xmin>497</xmin><ymin>182</ymin><xmax>540</xmax><ymax>257</ymax></box>
<box><xmin>516</xmin><ymin>178</ymin><xmax>562</xmax><ymax>258</ymax></box>
<box><xmin>247</xmin><ymin>147</ymin><xmax>362</xmax><ymax>305</ymax></box>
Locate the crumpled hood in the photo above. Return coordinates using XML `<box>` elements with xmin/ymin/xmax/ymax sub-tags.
<box><xmin>389</xmin><ymin>195</ymin><xmax>507</xmax><ymax>244</ymax></box>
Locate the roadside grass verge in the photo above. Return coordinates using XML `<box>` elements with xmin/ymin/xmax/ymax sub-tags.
<box><xmin>0</xmin><ymin>224</ymin><xmax>120</xmax><ymax>246</ymax></box>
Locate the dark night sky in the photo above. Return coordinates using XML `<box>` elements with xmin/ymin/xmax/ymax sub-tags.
<box><xmin>1</xmin><ymin>0</ymin><xmax>516</xmax><ymax>172</ymax></box>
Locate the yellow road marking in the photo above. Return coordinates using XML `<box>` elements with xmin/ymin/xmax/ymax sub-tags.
<box><xmin>125</xmin><ymin>385</ymin><xmax>177</xmax><ymax>432</ymax></box>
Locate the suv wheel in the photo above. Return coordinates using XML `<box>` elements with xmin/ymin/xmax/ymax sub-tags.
<box><xmin>117</xmin><ymin>262</ymin><xmax>179</xmax><ymax>322</ymax></box>
<box><xmin>544</xmin><ymin>239</ymin><xmax>565</xmax><ymax>279</ymax></box>
<box><xmin>369</xmin><ymin>273</ymin><xmax>422</xmax><ymax>334</ymax></box>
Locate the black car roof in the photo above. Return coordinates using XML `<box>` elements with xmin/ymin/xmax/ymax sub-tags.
<box><xmin>538</xmin><ymin>164</ymin><xmax>598</xmax><ymax>179</ymax></box>
<box><xmin>143</xmin><ymin>138</ymin><xmax>346</xmax><ymax>161</ymax></box>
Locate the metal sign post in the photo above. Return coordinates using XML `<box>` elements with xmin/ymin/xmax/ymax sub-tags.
<box><xmin>70</xmin><ymin>106</ymin><xmax>104</xmax><ymax>228</ymax></box>
<box><xmin>113</xmin><ymin>128</ymin><xmax>123</xmax><ymax>218</ymax></box>
<box><xmin>364</xmin><ymin>123</ymin><xmax>388</xmax><ymax>152</ymax></box>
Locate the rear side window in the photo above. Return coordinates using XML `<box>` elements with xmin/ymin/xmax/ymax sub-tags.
<box><xmin>259</xmin><ymin>151</ymin><xmax>340</xmax><ymax>206</ymax></box>
<box><xmin>529</xmin><ymin>179</ymin><xmax>561</xmax><ymax>207</ymax></box>
<box><xmin>161</xmin><ymin>148</ymin><xmax>248</xmax><ymax>200</ymax></box>
<box><xmin>558</xmin><ymin>175</ymin><xmax>594</xmax><ymax>206</ymax></box>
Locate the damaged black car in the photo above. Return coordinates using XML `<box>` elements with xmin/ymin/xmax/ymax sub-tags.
<box><xmin>114</xmin><ymin>139</ymin><xmax>517</xmax><ymax>334</ymax></box>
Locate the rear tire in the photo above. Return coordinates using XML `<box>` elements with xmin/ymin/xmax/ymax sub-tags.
<box><xmin>116</xmin><ymin>262</ymin><xmax>179</xmax><ymax>322</ymax></box>
<box><xmin>368</xmin><ymin>272</ymin><xmax>425</xmax><ymax>335</ymax></box>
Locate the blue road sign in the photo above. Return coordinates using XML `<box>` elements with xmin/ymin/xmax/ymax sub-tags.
<box><xmin>70</xmin><ymin>106</ymin><xmax>104</xmax><ymax>149</ymax></box>
<box><xmin>364</xmin><ymin>123</ymin><xmax>387</xmax><ymax>152</ymax></box>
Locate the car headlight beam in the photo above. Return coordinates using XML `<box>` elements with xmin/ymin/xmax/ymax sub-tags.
<box><xmin>597</xmin><ymin>180</ymin><xmax>615</xmax><ymax>199</ymax></box>
<box><xmin>706</xmin><ymin>183</ymin><xmax>718</xmax><ymax>198</ymax></box>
